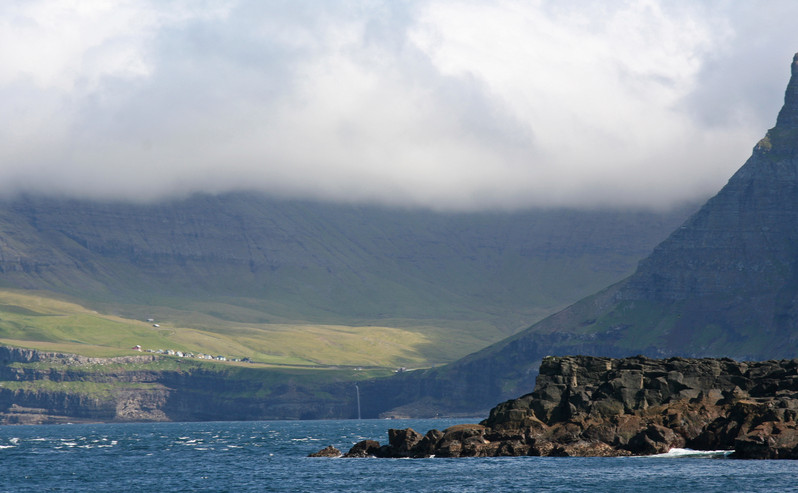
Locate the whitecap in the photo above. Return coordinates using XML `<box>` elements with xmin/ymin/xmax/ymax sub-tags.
<box><xmin>651</xmin><ymin>448</ymin><xmax>733</xmax><ymax>458</ymax></box>
<box><xmin>0</xmin><ymin>445</ymin><xmax>16</xmax><ymax>449</ymax></box>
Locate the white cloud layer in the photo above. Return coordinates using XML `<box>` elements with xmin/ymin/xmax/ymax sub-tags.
<box><xmin>1</xmin><ymin>0</ymin><xmax>797</xmax><ymax>210</ymax></box>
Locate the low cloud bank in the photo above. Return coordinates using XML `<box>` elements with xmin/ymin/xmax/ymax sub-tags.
<box><xmin>1</xmin><ymin>1</ymin><xmax>796</xmax><ymax>210</ymax></box>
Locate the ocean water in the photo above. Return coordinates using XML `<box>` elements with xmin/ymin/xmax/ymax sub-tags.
<box><xmin>1</xmin><ymin>419</ymin><xmax>797</xmax><ymax>492</ymax></box>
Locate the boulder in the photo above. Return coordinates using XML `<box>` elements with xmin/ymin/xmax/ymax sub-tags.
<box><xmin>343</xmin><ymin>440</ymin><xmax>381</xmax><ymax>458</ymax></box>
<box><xmin>308</xmin><ymin>445</ymin><xmax>341</xmax><ymax>457</ymax></box>
<box><xmin>626</xmin><ymin>424</ymin><xmax>685</xmax><ymax>455</ymax></box>
<box><xmin>734</xmin><ymin>421</ymin><xmax>798</xmax><ymax>459</ymax></box>
<box><xmin>409</xmin><ymin>429</ymin><xmax>444</xmax><ymax>457</ymax></box>
<box><xmin>387</xmin><ymin>428</ymin><xmax>423</xmax><ymax>457</ymax></box>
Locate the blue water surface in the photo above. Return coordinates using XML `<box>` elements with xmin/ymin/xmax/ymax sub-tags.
<box><xmin>1</xmin><ymin>419</ymin><xmax>797</xmax><ymax>492</ymax></box>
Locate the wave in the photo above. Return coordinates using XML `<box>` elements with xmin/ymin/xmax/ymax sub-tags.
<box><xmin>651</xmin><ymin>448</ymin><xmax>733</xmax><ymax>458</ymax></box>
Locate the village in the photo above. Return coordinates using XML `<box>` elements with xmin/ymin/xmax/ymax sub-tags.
<box><xmin>134</xmin><ymin>318</ymin><xmax>252</xmax><ymax>363</ymax></box>
<box><xmin>131</xmin><ymin>345</ymin><xmax>251</xmax><ymax>364</ymax></box>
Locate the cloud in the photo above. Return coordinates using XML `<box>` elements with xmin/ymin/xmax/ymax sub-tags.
<box><xmin>1</xmin><ymin>0</ymin><xmax>796</xmax><ymax>210</ymax></box>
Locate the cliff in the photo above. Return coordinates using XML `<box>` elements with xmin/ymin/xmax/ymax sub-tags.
<box><xmin>332</xmin><ymin>355</ymin><xmax>798</xmax><ymax>459</ymax></box>
<box><xmin>0</xmin><ymin>346</ymin><xmax>357</xmax><ymax>424</ymax></box>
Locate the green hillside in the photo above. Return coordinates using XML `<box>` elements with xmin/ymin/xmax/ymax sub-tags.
<box><xmin>0</xmin><ymin>289</ymin><xmax>477</xmax><ymax>368</ymax></box>
<box><xmin>0</xmin><ymin>194</ymin><xmax>693</xmax><ymax>365</ymax></box>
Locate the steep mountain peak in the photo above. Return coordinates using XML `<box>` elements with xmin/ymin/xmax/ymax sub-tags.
<box><xmin>775</xmin><ymin>52</ymin><xmax>798</xmax><ymax>130</ymax></box>
<box><xmin>617</xmin><ymin>52</ymin><xmax>798</xmax><ymax>305</ymax></box>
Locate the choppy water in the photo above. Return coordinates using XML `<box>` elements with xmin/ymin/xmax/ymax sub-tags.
<box><xmin>1</xmin><ymin>419</ymin><xmax>797</xmax><ymax>492</ymax></box>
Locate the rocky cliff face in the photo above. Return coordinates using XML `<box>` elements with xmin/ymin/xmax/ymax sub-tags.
<box><xmin>0</xmin><ymin>346</ymin><xmax>157</xmax><ymax>366</ymax></box>
<box><xmin>0</xmin><ymin>346</ymin><xmax>355</xmax><ymax>424</ymax></box>
<box><xmin>332</xmin><ymin>355</ymin><xmax>798</xmax><ymax>459</ymax></box>
<box><xmin>613</xmin><ymin>54</ymin><xmax>798</xmax><ymax>354</ymax></box>
<box><xmin>620</xmin><ymin>54</ymin><xmax>798</xmax><ymax>304</ymax></box>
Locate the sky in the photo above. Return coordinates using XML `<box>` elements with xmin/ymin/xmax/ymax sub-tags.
<box><xmin>2</xmin><ymin>0</ymin><xmax>797</xmax><ymax>211</ymax></box>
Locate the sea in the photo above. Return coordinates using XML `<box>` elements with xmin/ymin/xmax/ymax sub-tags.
<box><xmin>1</xmin><ymin>418</ymin><xmax>797</xmax><ymax>492</ymax></box>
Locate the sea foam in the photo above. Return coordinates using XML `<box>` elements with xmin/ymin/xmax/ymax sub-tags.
<box><xmin>652</xmin><ymin>448</ymin><xmax>733</xmax><ymax>458</ymax></box>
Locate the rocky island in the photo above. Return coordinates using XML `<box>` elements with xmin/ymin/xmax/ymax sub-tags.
<box><xmin>313</xmin><ymin>355</ymin><xmax>798</xmax><ymax>459</ymax></box>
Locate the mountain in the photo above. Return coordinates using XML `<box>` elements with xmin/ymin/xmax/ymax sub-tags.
<box><xmin>361</xmin><ymin>53</ymin><xmax>798</xmax><ymax>417</ymax></box>
<box><xmin>0</xmin><ymin>193</ymin><xmax>692</xmax><ymax>364</ymax></box>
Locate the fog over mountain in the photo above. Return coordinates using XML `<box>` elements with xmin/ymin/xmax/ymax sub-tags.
<box><xmin>2</xmin><ymin>1</ymin><xmax>797</xmax><ymax>210</ymax></box>
<box><xmin>356</xmin><ymin>52</ymin><xmax>798</xmax><ymax>417</ymax></box>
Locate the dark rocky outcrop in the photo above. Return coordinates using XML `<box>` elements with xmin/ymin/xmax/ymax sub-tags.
<box><xmin>308</xmin><ymin>445</ymin><xmax>342</xmax><ymax>458</ymax></box>
<box><xmin>342</xmin><ymin>440</ymin><xmax>381</xmax><ymax>458</ymax></box>
<box><xmin>316</xmin><ymin>356</ymin><xmax>798</xmax><ymax>459</ymax></box>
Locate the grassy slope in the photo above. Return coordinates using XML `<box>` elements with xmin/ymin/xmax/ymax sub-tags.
<box><xmin>0</xmin><ymin>196</ymin><xmax>696</xmax><ymax>350</ymax></box>
<box><xmin>0</xmin><ymin>289</ymin><xmax>472</xmax><ymax>368</ymax></box>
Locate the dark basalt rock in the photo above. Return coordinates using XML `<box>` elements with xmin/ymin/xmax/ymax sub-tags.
<box><xmin>308</xmin><ymin>445</ymin><xmax>341</xmax><ymax>457</ymax></box>
<box><xmin>434</xmin><ymin>424</ymin><xmax>490</xmax><ymax>458</ymax></box>
<box><xmin>313</xmin><ymin>355</ymin><xmax>798</xmax><ymax>459</ymax></box>
<box><xmin>480</xmin><ymin>355</ymin><xmax>798</xmax><ymax>459</ymax></box>
<box><xmin>387</xmin><ymin>427</ymin><xmax>424</xmax><ymax>457</ymax></box>
<box><xmin>410</xmin><ymin>429</ymin><xmax>445</xmax><ymax>457</ymax></box>
<box><xmin>342</xmin><ymin>440</ymin><xmax>381</xmax><ymax>458</ymax></box>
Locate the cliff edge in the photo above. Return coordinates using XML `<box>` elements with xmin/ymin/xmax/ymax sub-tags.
<box><xmin>0</xmin><ymin>346</ymin><xmax>355</xmax><ymax>424</ymax></box>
